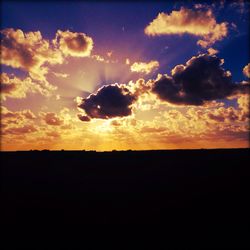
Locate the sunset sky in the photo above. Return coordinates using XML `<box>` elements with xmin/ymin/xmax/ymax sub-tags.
<box><xmin>1</xmin><ymin>0</ymin><xmax>249</xmax><ymax>151</ymax></box>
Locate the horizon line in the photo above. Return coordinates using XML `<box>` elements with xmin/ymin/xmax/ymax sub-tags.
<box><xmin>1</xmin><ymin>147</ymin><xmax>249</xmax><ymax>153</ymax></box>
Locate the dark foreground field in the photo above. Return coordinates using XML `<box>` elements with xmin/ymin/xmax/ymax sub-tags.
<box><xmin>1</xmin><ymin>149</ymin><xmax>250</xmax><ymax>246</ymax></box>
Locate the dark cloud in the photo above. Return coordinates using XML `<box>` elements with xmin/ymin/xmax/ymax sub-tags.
<box><xmin>77</xmin><ymin>114</ymin><xmax>91</xmax><ymax>122</ymax></box>
<box><xmin>78</xmin><ymin>84</ymin><xmax>136</xmax><ymax>120</ymax></box>
<box><xmin>152</xmin><ymin>54</ymin><xmax>249</xmax><ymax>105</ymax></box>
<box><xmin>231</xmin><ymin>81</ymin><xmax>250</xmax><ymax>96</ymax></box>
<box><xmin>1</xmin><ymin>82</ymin><xmax>16</xmax><ymax>94</ymax></box>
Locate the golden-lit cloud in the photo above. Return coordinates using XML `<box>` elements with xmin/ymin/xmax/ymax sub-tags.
<box><xmin>0</xmin><ymin>21</ymin><xmax>248</xmax><ymax>151</ymax></box>
<box><xmin>135</xmin><ymin>101</ymin><xmax>249</xmax><ymax>148</ymax></box>
<box><xmin>107</xmin><ymin>97</ymin><xmax>249</xmax><ymax>149</ymax></box>
<box><xmin>1</xmin><ymin>92</ymin><xmax>249</xmax><ymax>151</ymax></box>
<box><xmin>130</xmin><ymin>60</ymin><xmax>159</xmax><ymax>74</ymax></box>
<box><xmin>125</xmin><ymin>58</ymin><xmax>130</xmax><ymax>65</ymax></box>
<box><xmin>1</xmin><ymin>106</ymin><xmax>37</xmax><ymax>137</ymax></box>
<box><xmin>40</xmin><ymin>112</ymin><xmax>64</xmax><ymax>126</ymax></box>
<box><xmin>53</xmin><ymin>30</ymin><xmax>93</xmax><ymax>57</ymax></box>
<box><xmin>205</xmin><ymin>106</ymin><xmax>240</xmax><ymax>123</ymax></box>
<box><xmin>91</xmin><ymin>54</ymin><xmax>117</xmax><ymax>63</ymax></box>
<box><xmin>145</xmin><ymin>7</ymin><xmax>228</xmax><ymax>48</ymax></box>
<box><xmin>1</xmin><ymin>28</ymin><xmax>95</xmax><ymax>87</ymax></box>
<box><xmin>0</xmin><ymin>73</ymin><xmax>56</xmax><ymax>100</ymax></box>
<box><xmin>237</xmin><ymin>94</ymin><xmax>249</xmax><ymax>116</ymax></box>
<box><xmin>52</xmin><ymin>72</ymin><xmax>69</xmax><ymax>78</ymax></box>
<box><xmin>2</xmin><ymin>124</ymin><xmax>38</xmax><ymax>135</ymax></box>
<box><xmin>1</xmin><ymin>106</ymin><xmax>36</xmax><ymax>121</ymax></box>
<box><xmin>243</xmin><ymin>63</ymin><xmax>250</xmax><ymax>78</ymax></box>
<box><xmin>46</xmin><ymin>131</ymin><xmax>61</xmax><ymax>138</ymax></box>
<box><xmin>1</xmin><ymin>28</ymin><xmax>63</xmax><ymax>81</ymax></box>
<box><xmin>91</xmin><ymin>54</ymin><xmax>105</xmax><ymax>62</ymax></box>
<box><xmin>1</xmin><ymin>106</ymin><xmax>81</xmax><ymax>150</ymax></box>
<box><xmin>207</xmin><ymin>48</ymin><xmax>219</xmax><ymax>55</ymax></box>
<box><xmin>132</xmin><ymin>83</ymin><xmax>163</xmax><ymax>111</ymax></box>
<box><xmin>107</xmin><ymin>51</ymin><xmax>113</xmax><ymax>57</ymax></box>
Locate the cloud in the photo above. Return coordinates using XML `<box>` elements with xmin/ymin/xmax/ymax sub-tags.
<box><xmin>130</xmin><ymin>60</ymin><xmax>159</xmax><ymax>74</ymax></box>
<box><xmin>1</xmin><ymin>81</ymin><xmax>16</xmax><ymax>96</ymax></box>
<box><xmin>3</xmin><ymin>125</ymin><xmax>38</xmax><ymax>135</ymax></box>
<box><xmin>1</xmin><ymin>106</ymin><xmax>36</xmax><ymax>121</ymax></box>
<box><xmin>152</xmin><ymin>54</ymin><xmax>249</xmax><ymax>105</ymax></box>
<box><xmin>107</xmin><ymin>51</ymin><xmax>113</xmax><ymax>57</ymax></box>
<box><xmin>140</xmin><ymin>126</ymin><xmax>166</xmax><ymax>133</ymax></box>
<box><xmin>1</xmin><ymin>28</ymin><xmax>63</xmax><ymax>81</ymax></box>
<box><xmin>207</xmin><ymin>48</ymin><xmax>219</xmax><ymax>55</ymax></box>
<box><xmin>78</xmin><ymin>84</ymin><xmax>137</xmax><ymax>120</ymax></box>
<box><xmin>110</xmin><ymin>120</ymin><xmax>122</xmax><ymax>126</ymax></box>
<box><xmin>52</xmin><ymin>72</ymin><xmax>69</xmax><ymax>78</ymax></box>
<box><xmin>46</xmin><ymin>131</ymin><xmax>60</xmax><ymax>138</ymax></box>
<box><xmin>151</xmin><ymin>104</ymin><xmax>249</xmax><ymax>144</ymax></box>
<box><xmin>91</xmin><ymin>54</ymin><xmax>117</xmax><ymax>64</ymax></box>
<box><xmin>1</xmin><ymin>106</ymin><xmax>38</xmax><ymax>137</ymax></box>
<box><xmin>1</xmin><ymin>28</ymin><xmax>94</xmax><ymax>85</ymax></box>
<box><xmin>54</xmin><ymin>30</ymin><xmax>93</xmax><ymax>57</ymax></box>
<box><xmin>0</xmin><ymin>73</ymin><xmax>54</xmax><ymax>100</ymax></box>
<box><xmin>229</xmin><ymin>0</ymin><xmax>249</xmax><ymax>14</ymax></box>
<box><xmin>144</xmin><ymin>7</ymin><xmax>228</xmax><ymax>48</ymax></box>
<box><xmin>243</xmin><ymin>63</ymin><xmax>250</xmax><ymax>78</ymax></box>
<box><xmin>41</xmin><ymin>112</ymin><xmax>64</xmax><ymax>126</ymax></box>
<box><xmin>103</xmin><ymin>95</ymin><xmax>248</xmax><ymax>149</ymax></box>
<box><xmin>4</xmin><ymin>125</ymin><xmax>37</xmax><ymax>135</ymax></box>
<box><xmin>91</xmin><ymin>54</ymin><xmax>105</xmax><ymax>62</ymax></box>
<box><xmin>228</xmin><ymin>92</ymin><xmax>250</xmax><ymax>121</ymax></box>
<box><xmin>237</xmin><ymin>94</ymin><xmax>249</xmax><ymax>121</ymax></box>
<box><xmin>206</xmin><ymin>107</ymin><xmax>240</xmax><ymax>123</ymax></box>
<box><xmin>77</xmin><ymin>114</ymin><xmax>91</xmax><ymax>122</ymax></box>
<box><xmin>22</xmin><ymin>110</ymin><xmax>36</xmax><ymax>119</ymax></box>
<box><xmin>1</xmin><ymin>107</ymin><xmax>78</xmax><ymax>150</ymax></box>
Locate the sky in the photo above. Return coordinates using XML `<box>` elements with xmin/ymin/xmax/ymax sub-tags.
<box><xmin>1</xmin><ymin>0</ymin><xmax>249</xmax><ymax>151</ymax></box>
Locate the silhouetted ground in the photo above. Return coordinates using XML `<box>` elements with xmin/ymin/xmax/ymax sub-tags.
<box><xmin>1</xmin><ymin>149</ymin><xmax>250</xmax><ymax>247</ymax></box>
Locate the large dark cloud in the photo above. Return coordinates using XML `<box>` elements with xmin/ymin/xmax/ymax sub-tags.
<box><xmin>152</xmin><ymin>54</ymin><xmax>249</xmax><ymax>105</ymax></box>
<box><xmin>78</xmin><ymin>84</ymin><xmax>136</xmax><ymax>120</ymax></box>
